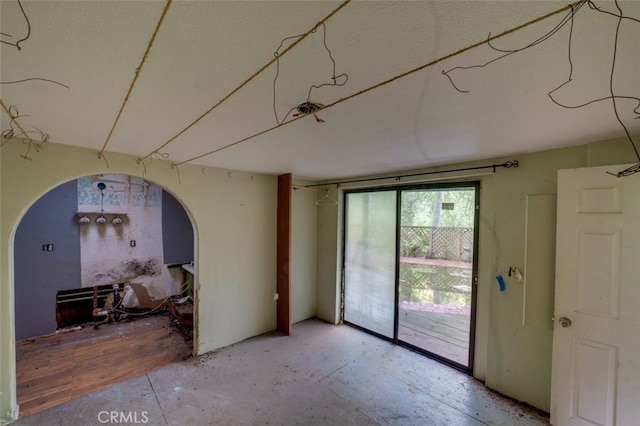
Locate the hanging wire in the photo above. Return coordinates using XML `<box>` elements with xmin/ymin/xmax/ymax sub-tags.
<box><xmin>139</xmin><ymin>0</ymin><xmax>352</xmax><ymax>163</ymax></box>
<box><xmin>272</xmin><ymin>21</ymin><xmax>349</xmax><ymax>125</ymax></box>
<box><xmin>98</xmin><ymin>0</ymin><xmax>173</xmax><ymax>160</ymax></box>
<box><xmin>173</xmin><ymin>2</ymin><xmax>582</xmax><ymax>166</ymax></box>
<box><xmin>0</xmin><ymin>104</ymin><xmax>47</xmax><ymax>163</ymax></box>
<box><xmin>30</xmin><ymin>125</ymin><xmax>50</xmax><ymax>145</ymax></box>
<box><xmin>606</xmin><ymin>163</ymin><xmax>640</xmax><ymax>178</ymax></box>
<box><xmin>441</xmin><ymin>0</ymin><xmax>639</xmax><ymax>176</ymax></box>
<box><xmin>0</xmin><ymin>78</ymin><xmax>70</xmax><ymax>89</ymax></box>
<box><xmin>0</xmin><ymin>100</ymin><xmax>49</xmax><ymax>160</ymax></box>
<box><xmin>171</xmin><ymin>163</ymin><xmax>182</xmax><ymax>184</ymax></box>
<box><xmin>548</xmin><ymin>0</ymin><xmax>640</xmax><ymax>174</ymax></box>
<box><xmin>586</xmin><ymin>0</ymin><xmax>640</xmax><ymax>24</ymax></box>
<box><xmin>0</xmin><ymin>104</ymin><xmax>28</xmax><ymax>142</ymax></box>
<box><xmin>547</xmin><ymin>0</ymin><xmax>640</xmax><ymax>166</ymax></box>
<box><xmin>605</xmin><ymin>0</ymin><xmax>640</xmax><ymax>172</ymax></box>
<box><xmin>138</xmin><ymin>151</ymin><xmax>170</xmax><ymax>176</ymax></box>
<box><xmin>442</xmin><ymin>0</ymin><xmax>588</xmax><ymax>93</ymax></box>
<box><xmin>0</xmin><ymin>0</ymin><xmax>30</xmax><ymax>50</ymax></box>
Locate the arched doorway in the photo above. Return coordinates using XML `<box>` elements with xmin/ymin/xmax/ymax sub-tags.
<box><xmin>13</xmin><ymin>174</ymin><xmax>196</xmax><ymax>416</ymax></box>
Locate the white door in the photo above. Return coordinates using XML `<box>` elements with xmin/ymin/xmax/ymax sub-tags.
<box><xmin>551</xmin><ymin>164</ymin><xmax>640</xmax><ymax>425</ymax></box>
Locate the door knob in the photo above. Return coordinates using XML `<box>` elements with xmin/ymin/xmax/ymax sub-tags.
<box><xmin>558</xmin><ymin>317</ymin><xmax>572</xmax><ymax>328</ymax></box>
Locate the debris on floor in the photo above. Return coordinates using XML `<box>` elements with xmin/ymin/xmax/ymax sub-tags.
<box><xmin>168</xmin><ymin>295</ymin><xmax>193</xmax><ymax>341</ymax></box>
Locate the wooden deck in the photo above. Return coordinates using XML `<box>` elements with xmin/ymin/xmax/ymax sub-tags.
<box><xmin>398</xmin><ymin>305</ymin><xmax>470</xmax><ymax>366</ymax></box>
<box><xmin>397</xmin><ymin>257</ymin><xmax>472</xmax><ymax>366</ymax></box>
<box><xmin>16</xmin><ymin>313</ymin><xmax>192</xmax><ymax>417</ymax></box>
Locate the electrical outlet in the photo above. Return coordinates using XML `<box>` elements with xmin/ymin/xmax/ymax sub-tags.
<box><xmin>130</xmin><ymin>240</ymin><xmax>136</xmax><ymax>247</ymax></box>
<box><xmin>42</xmin><ymin>244</ymin><xmax>54</xmax><ymax>252</ymax></box>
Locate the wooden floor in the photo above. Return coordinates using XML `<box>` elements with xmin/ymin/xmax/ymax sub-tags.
<box><xmin>398</xmin><ymin>308</ymin><xmax>470</xmax><ymax>366</ymax></box>
<box><xmin>16</xmin><ymin>313</ymin><xmax>192</xmax><ymax>417</ymax></box>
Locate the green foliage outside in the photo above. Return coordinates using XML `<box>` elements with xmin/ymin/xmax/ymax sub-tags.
<box><xmin>401</xmin><ymin>189</ymin><xmax>475</xmax><ymax>227</ymax></box>
<box><xmin>346</xmin><ymin>188</ymin><xmax>476</xmax><ymax>307</ymax></box>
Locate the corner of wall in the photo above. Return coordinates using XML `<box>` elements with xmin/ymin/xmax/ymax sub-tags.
<box><xmin>291</xmin><ymin>182</ymin><xmax>319</xmax><ymax>324</ymax></box>
<box><xmin>314</xmin><ymin>187</ymin><xmax>341</xmax><ymax>324</ymax></box>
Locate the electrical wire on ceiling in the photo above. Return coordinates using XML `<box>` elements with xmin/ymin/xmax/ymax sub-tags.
<box><xmin>173</xmin><ymin>1</ymin><xmax>582</xmax><ymax>167</ymax></box>
<box><xmin>272</xmin><ymin>21</ymin><xmax>348</xmax><ymax>125</ymax></box>
<box><xmin>0</xmin><ymin>0</ymin><xmax>30</xmax><ymax>50</ymax></box>
<box><xmin>601</xmin><ymin>0</ymin><xmax>640</xmax><ymax>176</ymax></box>
<box><xmin>0</xmin><ymin>78</ymin><xmax>70</xmax><ymax>89</ymax></box>
<box><xmin>442</xmin><ymin>0</ymin><xmax>588</xmax><ymax>93</ymax></box>
<box><xmin>1</xmin><ymin>0</ymin><xmax>57</xmax><ymax>160</ymax></box>
<box><xmin>138</xmin><ymin>0</ymin><xmax>352</xmax><ymax>164</ymax></box>
<box><xmin>606</xmin><ymin>163</ymin><xmax>640</xmax><ymax>177</ymax></box>
<box><xmin>442</xmin><ymin>0</ymin><xmax>640</xmax><ymax>177</ymax></box>
<box><xmin>98</xmin><ymin>0</ymin><xmax>173</xmax><ymax>167</ymax></box>
<box><xmin>138</xmin><ymin>151</ymin><xmax>170</xmax><ymax>177</ymax></box>
<box><xmin>0</xmin><ymin>99</ymin><xmax>49</xmax><ymax>161</ymax></box>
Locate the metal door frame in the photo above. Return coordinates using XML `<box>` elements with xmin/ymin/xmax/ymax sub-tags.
<box><xmin>342</xmin><ymin>181</ymin><xmax>480</xmax><ymax>373</ymax></box>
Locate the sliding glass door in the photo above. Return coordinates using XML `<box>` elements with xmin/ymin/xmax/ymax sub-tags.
<box><xmin>398</xmin><ymin>187</ymin><xmax>476</xmax><ymax>366</ymax></box>
<box><xmin>343</xmin><ymin>191</ymin><xmax>397</xmax><ymax>338</ymax></box>
<box><xmin>343</xmin><ymin>184</ymin><xmax>478</xmax><ymax>371</ymax></box>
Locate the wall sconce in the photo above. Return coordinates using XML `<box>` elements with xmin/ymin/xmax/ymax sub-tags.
<box><xmin>95</xmin><ymin>215</ymin><xmax>107</xmax><ymax>225</ymax></box>
<box><xmin>112</xmin><ymin>216</ymin><xmax>123</xmax><ymax>225</ymax></box>
<box><xmin>78</xmin><ymin>215</ymin><xmax>91</xmax><ymax>225</ymax></box>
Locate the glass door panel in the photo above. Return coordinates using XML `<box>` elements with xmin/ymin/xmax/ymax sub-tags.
<box><xmin>344</xmin><ymin>191</ymin><xmax>397</xmax><ymax>338</ymax></box>
<box><xmin>398</xmin><ymin>188</ymin><xmax>476</xmax><ymax>367</ymax></box>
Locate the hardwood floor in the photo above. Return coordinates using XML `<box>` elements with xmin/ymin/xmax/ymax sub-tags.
<box><xmin>16</xmin><ymin>313</ymin><xmax>192</xmax><ymax>417</ymax></box>
<box><xmin>398</xmin><ymin>308</ymin><xmax>470</xmax><ymax>365</ymax></box>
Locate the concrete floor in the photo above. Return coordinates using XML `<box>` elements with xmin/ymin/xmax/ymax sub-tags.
<box><xmin>14</xmin><ymin>319</ymin><xmax>549</xmax><ymax>425</ymax></box>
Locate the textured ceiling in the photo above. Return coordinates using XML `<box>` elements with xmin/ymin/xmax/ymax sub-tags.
<box><xmin>1</xmin><ymin>0</ymin><xmax>639</xmax><ymax>180</ymax></box>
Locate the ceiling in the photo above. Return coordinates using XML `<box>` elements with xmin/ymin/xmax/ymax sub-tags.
<box><xmin>1</xmin><ymin>0</ymin><xmax>638</xmax><ymax>180</ymax></box>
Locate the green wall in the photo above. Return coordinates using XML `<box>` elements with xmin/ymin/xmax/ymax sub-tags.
<box><xmin>1</xmin><ymin>135</ymin><xmax>636</xmax><ymax>422</ymax></box>
<box><xmin>314</xmin><ymin>137</ymin><xmax>636</xmax><ymax>412</ymax></box>
<box><xmin>0</xmin><ymin>141</ymin><xmax>279</xmax><ymax>423</ymax></box>
<box><xmin>291</xmin><ymin>181</ymin><xmax>318</xmax><ymax>324</ymax></box>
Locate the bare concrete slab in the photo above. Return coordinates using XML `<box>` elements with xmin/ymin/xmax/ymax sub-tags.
<box><xmin>14</xmin><ymin>319</ymin><xmax>549</xmax><ymax>425</ymax></box>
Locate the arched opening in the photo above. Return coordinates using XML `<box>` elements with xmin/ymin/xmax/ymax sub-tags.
<box><xmin>13</xmin><ymin>174</ymin><xmax>197</xmax><ymax>416</ymax></box>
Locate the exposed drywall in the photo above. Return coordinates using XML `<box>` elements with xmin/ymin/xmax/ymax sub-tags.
<box><xmin>162</xmin><ymin>189</ymin><xmax>194</xmax><ymax>265</ymax></box>
<box><xmin>0</xmin><ymin>141</ymin><xmax>277</xmax><ymax>422</ymax></box>
<box><xmin>314</xmin><ymin>136</ymin><xmax>636</xmax><ymax>412</ymax></box>
<box><xmin>14</xmin><ymin>181</ymin><xmax>82</xmax><ymax>340</ymax></box>
<box><xmin>78</xmin><ymin>175</ymin><xmax>178</xmax><ymax>300</ymax></box>
<box><xmin>290</xmin><ymin>184</ymin><xmax>318</xmax><ymax>324</ymax></box>
<box><xmin>11</xmin><ymin>177</ymin><xmax>194</xmax><ymax>341</ymax></box>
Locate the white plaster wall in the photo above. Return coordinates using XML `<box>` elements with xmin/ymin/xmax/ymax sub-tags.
<box><xmin>0</xmin><ymin>141</ymin><xmax>277</xmax><ymax>423</ymax></box>
<box><xmin>78</xmin><ymin>175</ymin><xmax>178</xmax><ymax>300</ymax></box>
<box><xmin>314</xmin><ymin>137</ymin><xmax>636</xmax><ymax>412</ymax></box>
